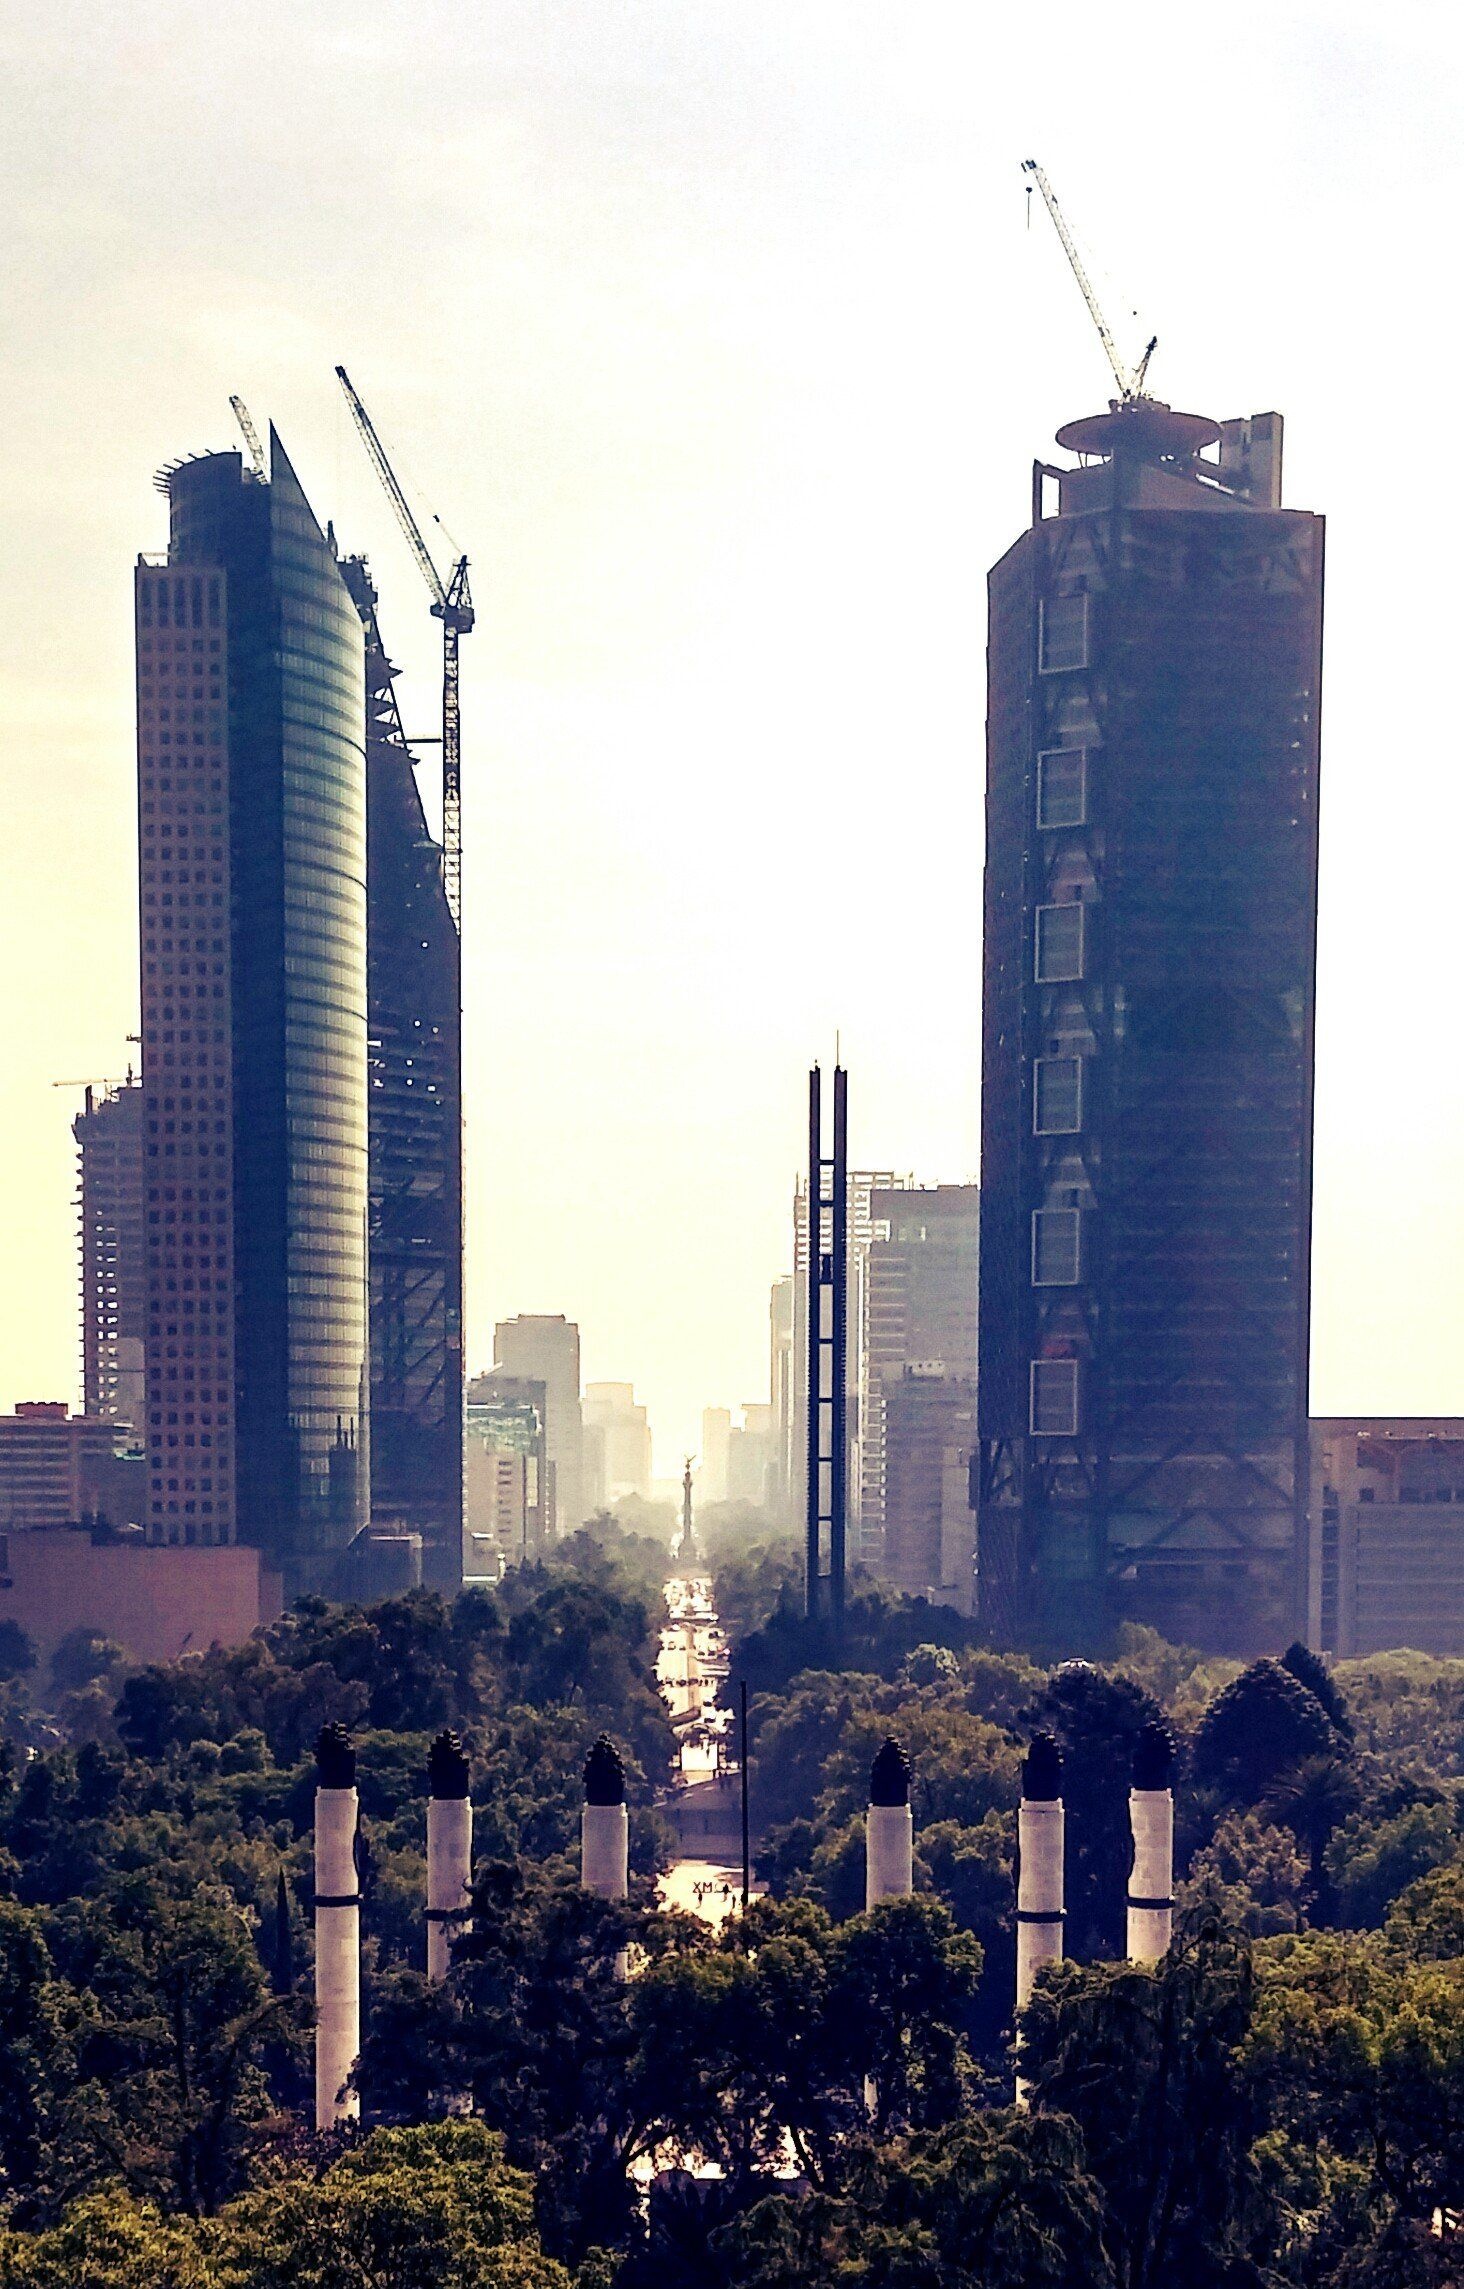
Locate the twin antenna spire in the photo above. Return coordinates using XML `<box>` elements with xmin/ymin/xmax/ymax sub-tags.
<box><xmin>1022</xmin><ymin>159</ymin><xmax>1157</xmax><ymax>406</ymax></box>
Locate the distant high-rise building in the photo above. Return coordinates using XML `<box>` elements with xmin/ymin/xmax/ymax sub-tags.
<box><xmin>466</xmin><ymin>1369</ymin><xmax>547</xmax><ymax>1563</ymax></box>
<box><xmin>340</xmin><ymin>558</ymin><xmax>463</xmax><ymax>1590</ymax></box>
<box><xmin>1311</xmin><ymin>1419</ymin><xmax>1464</xmax><ymax>1659</ymax></box>
<box><xmin>73</xmin><ymin>1078</ymin><xmax>147</xmax><ymax>1428</ymax></box>
<box><xmin>136</xmin><ymin>435</ymin><xmax>369</xmax><ymax>1582</ymax></box>
<box><xmin>859</xmin><ymin>1184</ymin><xmax>979</xmax><ymax>1574</ymax></box>
<box><xmin>977</xmin><ymin>402</ymin><xmax>1322</xmax><ymax>1655</ymax></box>
<box><xmin>882</xmin><ymin>1368</ymin><xmax>979</xmax><ymax>1610</ymax></box>
<box><xmin>700</xmin><ymin>1406</ymin><xmax>732</xmax><ymax>1506</ymax></box>
<box><xmin>584</xmin><ymin>1383</ymin><xmax>652</xmax><ymax>1510</ymax></box>
<box><xmin>769</xmin><ymin>1275</ymin><xmax>795</xmax><ymax>1517</ymax></box>
<box><xmin>790</xmin><ymin>1169</ymin><xmax>905</xmax><ymax>1542</ymax></box>
<box><xmin>727</xmin><ymin>1401</ymin><xmax>776</xmax><ymax>1509</ymax></box>
<box><xmin>492</xmin><ymin>1317</ymin><xmax>584</xmax><ymax>1534</ymax></box>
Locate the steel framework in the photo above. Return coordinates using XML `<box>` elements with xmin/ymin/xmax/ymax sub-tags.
<box><xmin>804</xmin><ymin>1063</ymin><xmax>849</xmax><ymax>1627</ymax></box>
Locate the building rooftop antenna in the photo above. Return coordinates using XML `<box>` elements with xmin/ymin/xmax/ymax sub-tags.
<box><xmin>1021</xmin><ymin>159</ymin><xmax>1156</xmax><ymax>406</ymax></box>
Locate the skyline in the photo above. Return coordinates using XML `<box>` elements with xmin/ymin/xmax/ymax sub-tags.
<box><xmin>5</xmin><ymin>3</ymin><xmax>1464</xmax><ymax>1466</ymax></box>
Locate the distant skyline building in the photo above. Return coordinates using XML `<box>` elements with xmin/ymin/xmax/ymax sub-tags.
<box><xmin>341</xmin><ymin>557</ymin><xmax>463</xmax><ymax>1590</ymax></box>
<box><xmin>583</xmin><ymin>1381</ymin><xmax>652</xmax><ymax>1511</ymax></box>
<box><xmin>858</xmin><ymin>1183</ymin><xmax>979</xmax><ymax>1575</ymax></box>
<box><xmin>492</xmin><ymin>1315</ymin><xmax>584</xmax><ymax>1534</ymax></box>
<box><xmin>466</xmin><ymin>1367</ymin><xmax>547</xmax><ymax>1564</ymax></box>
<box><xmin>136</xmin><ymin>435</ymin><xmax>369</xmax><ymax>1583</ymax></box>
<box><xmin>73</xmin><ymin>1078</ymin><xmax>147</xmax><ymax>1428</ymax></box>
<box><xmin>769</xmin><ymin>1275</ymin><xmax>795</xmax><ymax>1518</ymax></box>
<box><xmin>882</xmin><ymin>1367</ymin><xmax>978</xmax><ymax>1611</ymax></box>
<box><xmin>976</xmin><ymin>402</ymin><xmax>1322</xmax><ymax>1656</ymax></box>
<box><xmin>790</xmin><ymin>1165</ymin><xmax>906</xmax><ymax>1543</ymax></box>
<box><xmin>1311</xmin><ymin>1419</ymin><xmax>1464</xmax><ymax>1659</ymax></box>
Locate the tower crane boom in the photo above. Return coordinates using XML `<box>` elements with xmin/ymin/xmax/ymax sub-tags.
<box><xmin>335</xmin><ymin>365</ymin><xmax>473</xmax><ymax>930</ymax></box>
<box><xmin>1021</xmin><ymin>159</ymin><xmax>1149</xmax><ymax>404</ymax></box>
<box><xmin>230</xmin><ymin>395</ymin><xmax>268</xmax><ymax>480</ymax></box>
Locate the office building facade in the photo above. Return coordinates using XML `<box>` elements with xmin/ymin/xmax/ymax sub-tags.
<box><xmin>882</xmin><ymin>1368</ymin><xmax>979</xmax><ymax>1610</ymax></box>
<box><xmin>341</xmin><ymin>558</ymin><xmax>463</xmax><ymax>1589</ymax></box>
<box><xmin>137</xmin><ymin>434</ymin><xmax>369</xmax><ymax>1582</ymax></box>
<box><xmin>977</xmin><ymin>403</ymin><xmax>1322</xmax><ymax>1655</ymax></box>
<box><xmin>492</xmin><ymin>1317</ymin><xmax>584</xmax><ymax>1535</ymax></box>
<box><xmin>74</xmin><ymin>1078</ymin><xmax>147</xmax><ymax>1427</ymax></box>
<box><xmin>0</xmin><ymin>1402</ymin><xmax>139</xmax><ymax>1530</ymax></box>
<box><xmin>1311</xmin><ymin>1419</ymin><xmax>1464</xmax><ymax>1659</ymax></box>
<box><xmin>859</xmin><ymin>1183</ymin><xmax>979</xmax><ymax>1575</ymax></box>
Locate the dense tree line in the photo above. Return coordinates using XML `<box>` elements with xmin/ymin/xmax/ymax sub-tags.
<box><xmin>0</xmin><ymin>1520</ymin><xmax>1459</xmax><ymax>2283</ymax></box>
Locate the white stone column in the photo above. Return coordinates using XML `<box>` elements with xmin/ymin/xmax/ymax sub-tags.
<box><xmin>865</xmin><ymin>1737</ymin><xmax>914</xmax><ymax>1908</ymax></box>
<box><xmin>1127</xmin><ymin>1721</ymin><xmax>1175</xmax><ymax>1963</ymax></box>
<box><xmin>426</xmin><ymin>1730</ymin><xmax>473</xmax><ymax>1983</ymax></box>
<box><xmin>1015</xmin><ymin>1731</ymin><xmax>1064</xmax><ymax>2103</ymax></box>
<box><xmin>314</xmin><ymin>1724</ymin><xmax>360</xmax><ymax>2131</ymax></box>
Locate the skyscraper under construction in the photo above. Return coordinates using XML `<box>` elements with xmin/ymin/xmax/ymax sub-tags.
<box><xmin>342</xmin><ymin>557</ymin><xmax>464</xmax><ymax>1589</ymax></box>
<box><xmin>976</xmin><ymin>401</ymin><xmax>1323</xmax><ymax>1656</ymax></box>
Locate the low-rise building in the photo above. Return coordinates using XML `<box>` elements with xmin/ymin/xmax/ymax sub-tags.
<box><xmin>0</xmin><ymin>1524</ymin><xmax>279</xmax><ymax>1665</ymax></box>
<box><xmin>0</xmin><ymin>1403</ymin><xmax>142</xmax><ymax>1530</ymax></box>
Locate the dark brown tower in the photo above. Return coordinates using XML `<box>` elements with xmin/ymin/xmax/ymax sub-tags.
<box><xmin>977</xmin><ymin>405</ymin><xmax>1322</xmax><ymax>1656</ymax></box>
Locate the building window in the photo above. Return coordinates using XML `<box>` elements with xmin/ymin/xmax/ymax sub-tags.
<box><xmin>1032</xmin><ymin>1207</ymin><xmax>1082</xmax><ymax>1285</ymax></box>
<box><xmin>1030</xmin><ymin>1358</ymin><xmax>1079</xmax><ymax>1437</ymax></box>
<box><xmin>1037</xmin><ymin>746</ymin><xmax>1087</xmax><ymax>828</ymax></box>
<box><xmin>1034</xmin><ymin>1056</ymin><xmax>1083</xmax><ymax>1135</ymax></box>
<box><xmin>1035</xmin><ymin>901</ymin><xmax>1085</xmax><ymax>982</ymax></box>
<box><xmin>1039</xmin><ymin>589</ymin><xmax>1089</xmax><ymax>673</ymax></box>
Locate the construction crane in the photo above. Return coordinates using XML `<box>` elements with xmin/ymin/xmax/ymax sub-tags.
<box><xmin>335</xmin><ymin>365</ymin><xmax>473</xmax><ymax>931</ymax></box>
<box><xmin>1021</xmin><ymin>159</ymin><xmax>1156</xmax><ymax>405</ymax></box>
<box><xmin>230</xmin><ymin>394</ymin><xmax>268</xmax><ymax>479</ymax></box>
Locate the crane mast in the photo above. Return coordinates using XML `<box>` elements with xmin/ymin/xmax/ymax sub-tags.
<box><xmin>1022</xmin><ymin>159</ymin><xmax>1153</xmax><ymax>405</ymax></box>
<box><xmin>335</xmin><ymin>365</ymin><xmax>473</xmax><ymax>931</ymax></box>
<box><xmin>229</xmin><ymin>395</ymin><xmax>268</xmax><ymax>480</ymax></box>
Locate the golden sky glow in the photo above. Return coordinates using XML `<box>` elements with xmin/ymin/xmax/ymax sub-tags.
<box><xmin>1</xmin><ymin>0</ymin><xmax>1460</xmax><ymax>1465</ymax></box>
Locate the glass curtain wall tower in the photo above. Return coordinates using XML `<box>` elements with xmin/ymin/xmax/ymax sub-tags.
<box><xmin>136</xmin><ymin>433</ymin><xmax>370</xmax><ymax>1585</ymax></box>
<box><xmin>976</xmin><ymin>403</ymin><xmax>1323</xmax><ymax>1656</ymax></box>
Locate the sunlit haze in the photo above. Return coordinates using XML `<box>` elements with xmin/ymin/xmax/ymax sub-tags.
<box><xmin>2</xmin><ymin>0</ymin><xmax>1460</xmax><ymax>1468</ymax></box>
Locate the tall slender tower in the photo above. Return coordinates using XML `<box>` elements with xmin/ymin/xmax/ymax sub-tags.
<box><xmin>804</xmin><ymin>1063</ymin><xmax>849</xmax><ymax>1627</ymax></box>
<box><xmin>136</xmin><ymin>434</ymin><xmax>369</xmax><ymax>1580</ymax></box>
<box><xmin>340</xmin><ymin>557</ymin><xmax>463</xmax><ymax>1590</ymax></box>
<box><xmin>977</xmin><ymin>404</ymin><xmax>1322</xmax><ymax>1656</ymax></box>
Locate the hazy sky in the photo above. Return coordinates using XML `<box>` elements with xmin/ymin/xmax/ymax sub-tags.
<box><xmin>2</xmin><ymin>0</ymin><xmax>1461</xmax><ymax>1471</ymax></box>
